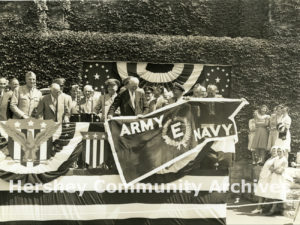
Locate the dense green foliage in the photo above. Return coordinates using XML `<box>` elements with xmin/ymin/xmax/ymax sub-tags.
<box><xmin>1</xmin><ymin>0</ymin><xmax>299</xmax><ymax>39</ymax></box>
<box><xmin>0</xmin><ymin>31</ymin><xmax>299</xmax><ymax>159</ymax></box>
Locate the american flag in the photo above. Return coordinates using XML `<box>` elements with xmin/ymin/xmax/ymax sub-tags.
<box><xmin>81</xmin><ymin>131</ymin><xmax>109</xmax><ymax>168</ymax></box>
<box><xmin>82</xmin><ymin>61</ymin><xmax>120</xmax><ymax>93</ymax></box>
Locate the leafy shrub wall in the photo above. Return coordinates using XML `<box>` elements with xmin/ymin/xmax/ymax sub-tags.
<box><xmin>0</xmin><ymin>31</ymin><xmax>299</xmax><ymax>159</ymax></box>
<box><xmin>2</xmin><ymin>0</ymin><xmax>298</xmax><ymax>39</ymax></box>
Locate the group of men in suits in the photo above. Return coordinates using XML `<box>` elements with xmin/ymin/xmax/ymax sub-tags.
<box><xmin>0</xmin><ymin>70</ymin><xmax>223</xmax><ymax>123</ymax></box>
<box><xmin>0</xmin><ymin>72</ymin><xmax>72</xmax><ymax>123</ymax></box>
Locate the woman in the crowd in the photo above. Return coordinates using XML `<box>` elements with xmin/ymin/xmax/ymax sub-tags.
<box><xmin>252</xmin><ymin>146</ymin><xmax>278</xmax><ymax>214</ymax></box>
<box><xmin>96</xmin><ymin>79</ymin><xmax>120</xmax><ymax>121</ymax></box>
<box><xmin>265</xmin><ymin>147</ymin><xmax>288</xmax><ymax>216</ymax></box>
<box><xmin>148</xmin><ymin>85</ymin><xmax>168</xmax><ymax>112</ymax></box>
<box><xmin>248</xmin><ymin>113</ymin><xmax>256</xmax><ymax>164</ymax></box>
<box><xmin>251</xmin><ymin>105</ymin><xmax>270</xmax><ymax>165</ymax></box>
<box><xmin>192</xmin><ymin>84</ymin><xmax>207</xmax><ymax>98</ymax></box>
<box><xmin>267</xmin><ymin>105</ymin><xmax>282</xmax><ymax>151</ymax></box>
<box><xmin>275</xmin><ymin>106</ymin><xmax>292</xmax><ymax>158</ymax></box>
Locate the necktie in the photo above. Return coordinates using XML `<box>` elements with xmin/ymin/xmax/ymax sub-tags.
<box><xmin>54</xmin><ymin>98</ymin><xmax>58</xmax><ymax>122</ymax></box>
<box><xmin>130</xmin><ymin>91</ymin><xmax>135</xmax><ymax>109</ymax></box>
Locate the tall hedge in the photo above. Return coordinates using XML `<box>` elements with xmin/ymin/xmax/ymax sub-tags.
<box><xmin>0</xmin><ymin>31</ymin><xmax>299</xmax><ymax>160</ymax></box>
<box><xmin>0</xmin><ymin>0</ymin><xmax>295</xmax><ymax>39</ymax></box>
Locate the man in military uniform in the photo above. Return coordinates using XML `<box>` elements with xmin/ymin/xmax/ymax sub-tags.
<box><xmin>10</xmin><ymin>71</ymin><xmax>42</xmax><ymax>119</ymax></box>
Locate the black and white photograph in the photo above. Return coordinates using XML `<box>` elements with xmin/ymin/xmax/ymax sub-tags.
<box><xmin>0</xmin><ymin>0</ymin><xmax>299</xmax><ymax>224</ymax></box>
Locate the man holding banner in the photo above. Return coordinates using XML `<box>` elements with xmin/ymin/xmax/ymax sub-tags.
<box><xmin>108</xmin><ymin>76</ymin><xmax>148</xmax><ymax>118</ymax></box>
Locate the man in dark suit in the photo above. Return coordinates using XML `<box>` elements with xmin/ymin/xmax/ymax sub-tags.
<box><xmin>36</xmin><ymin>83</ymin><xmax>70</xmax><ymax>123</ymax></box>
<box><xmin>108</xmin><ymin>77</ymin><xmax>148</xmax><ymax>118</ymax></box>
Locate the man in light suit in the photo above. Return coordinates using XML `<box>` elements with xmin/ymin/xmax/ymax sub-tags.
<box><xmin>0</xmin><ymin>77</ymin><xmax>13</xmax><ymax>121</ymax></box>
<box><xmin>53</xmin><ymin>78</ymin><xmax>72</xmax><ymax>112</ymax></box>
<box><xmin>10</xmin><ymin>71</ymin><xmax>42</xmax><ymax>119</ymax></box>
<box><xmin>79</xmin><ymin>85</ymin><xmax>100</xmax><ymax>114</ymax></box>
<box><xmin>36</xmin><ymin>83</ymin><xmax>70</xmax><ymax>123</ymax></box>
<box><xmin>108</xmin><ymin>76</ymin><xmax>148</xmax><ymax>118</ymax></box>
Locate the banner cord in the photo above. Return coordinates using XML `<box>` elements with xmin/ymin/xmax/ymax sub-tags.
<box><xmin>227</xmin><ymin>199</ymin><xmax>300</xmax><ymax>208</ymax></box>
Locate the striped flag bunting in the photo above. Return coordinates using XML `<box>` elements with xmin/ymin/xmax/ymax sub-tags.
<box><xmin>0</xmin><ymin>98</ymin><xmax>248</xmax><ymax>225</ymax></box>
<box><xmin>81</xmin><ymin>132</ymin><xmax>108</xmax><ymax>168</ymax></box>
<box><xmin>82</xmin><ymin>61</ymin><xmax>232</xmax><ymax>97</ymax></box>
<box><xmin>0</xmin><ymin>168</ymin><xmax>228</xmax><ymax>225</ymax></box>
<box><xmin>6</xmin><ymin>119</ymin><xmax>54</xmax><ymax>167</ymax></box>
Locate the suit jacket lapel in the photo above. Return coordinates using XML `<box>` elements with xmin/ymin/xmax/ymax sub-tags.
<box><xmin>135</xmin><ymin>91</ymin><xmax>140</xmax><ymax>111</ymax></box>
<box><xmin>57</xmin><ymin>95</ymin><xmax>64</xmax><ymax>115</ymax></box>
<box><xmin>126</xmin><ymin>90</ymin><xmax>135</xmax><ymax>111</ymax></box>
<box><xmin>48</xmin><ymin>95</ymin><xmax>56</xmax><ymax>113</ymax></box>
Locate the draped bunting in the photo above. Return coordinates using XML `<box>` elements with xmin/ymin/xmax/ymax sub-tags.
<box><xmin>0</xmin><ymin>99</ymin><xmax>247</xmax><ymax>225</ymax></box>
<box><xmin>0</xmin><ymin>168</ymin><xmax>228</xmax><ymax>225</ymax></box>
<box><xmin>82</xmin><ymin>61</ymin><xmax>232</xmax><ymax>96</ymax></box>
<box><xmin>116</xmin><ymin>62</ymin><xmax>204</xmax><ymax>93</ymax></box>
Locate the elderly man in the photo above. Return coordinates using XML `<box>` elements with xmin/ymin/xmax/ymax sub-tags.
<box><xmin>69</xmin><ymin>84</ymin><xmax>82</xmax><ymax>115</ymax></box>
<box><xmin>0</xmin><ymin>77</ymin><xmax>13</xmax><ymax>120</ymax></box>
<box><xmin>108</xmin><ymin>76</ymin><xmax>147</xmax><ymax>118</ymax></box>
<box><xmin>36</xmin><ymin>83</ymin><xmax>70</xmax><ymax>123</ymax></box>
<box><xmin>9</xmin><ymin>78</ymin><xmax>19</xmax><ymax>92</ymax></box>
<box><xmin>79</xmin><ymin>85</ymin><xmax>100</xmax><ymax>114</ymax></box>
<box><xmin>53</xmin><ymin>78</ymin><xmax>72</xmax><ymax>109</ymax></box>
<box><xmin>10</xmin><ymin>71</ymin><xmax>42</xmax><ymax>119</ymax></box>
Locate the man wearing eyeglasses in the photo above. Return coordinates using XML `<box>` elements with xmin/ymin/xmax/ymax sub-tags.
<box><xmin>36</xmin><ymin>83</ymin><xmax>70</xmax><ymax>123</ymax></box>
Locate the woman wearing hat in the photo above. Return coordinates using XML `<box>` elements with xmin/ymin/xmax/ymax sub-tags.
<box><xmin>96</xmin><ymin>79</ymin><xmax>120</xmax><ymax>121</ymax></box>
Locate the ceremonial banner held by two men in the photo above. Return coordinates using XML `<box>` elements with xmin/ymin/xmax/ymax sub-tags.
<box><xmin>107</xmin><ymin>98</ymin><xmax>247</xmax><ymax>186</ymax></box>
<box><xmin>82</xmin><ymin>61</ymin><xmax>232</xmax><ymax>97</ymax></box>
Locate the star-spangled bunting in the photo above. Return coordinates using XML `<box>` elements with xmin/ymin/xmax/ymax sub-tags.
<box><xmin>198</xmin><ymin>65</ymin><xmax>232</xmax><ymax>97</ymax></box>
<box><xmin>82</xmin><ymin>61</ymin><xmax>121</xmax><ymax>93</ymax></box>
<box><xmin>82</xmin><ymin>61</ymin><xmax>232</xmax><ymax>97</ymax></box>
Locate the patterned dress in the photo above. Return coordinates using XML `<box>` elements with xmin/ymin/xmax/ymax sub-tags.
<box><xmin>251</xmin><ymin>112</ymin><xmax>270</xmax><ymax>150</ymax></box>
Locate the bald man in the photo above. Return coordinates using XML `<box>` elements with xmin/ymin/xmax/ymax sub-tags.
<box><xmin>108</xmin><ymin>76</ymin><xmax>148</xmax><ymax>117</ymax></box>
<box><xmin>78</xmin><ymin>85</ymin><xmax>100</xmax><ymax>114</ymax></box>
<box><xmin>36</xmin><ymin>83</ymin><xmax>70</xmax><ymax>122</ymax></box>
<box><xmin>10</xmin><ymin>71</ymin><xmax>42</xmax><ymax>119</ymax></box>
<box><xmin>9</xmin><ymin>78</ymin><xmax>19</xmax><ymax>92</ymax></box>
<box><xmin>0</xmin><ymin>77</ymin><xmax>13</xmax><ymax>120</ymax></box>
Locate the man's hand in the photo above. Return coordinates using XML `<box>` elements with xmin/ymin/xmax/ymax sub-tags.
<box><xmin>23</xmin><ymin>115</ymin><xmax>29</xmax><ymax>119</ymax></box>
<box><xmin>107</xmin><ymin>115</ymin><xmax>113</xmax><ymax>120</ymax></box>
<box><xmin>136</xmin><ymin>114</ymin><xmax>143</xmax><ymax>119</ymax></box>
